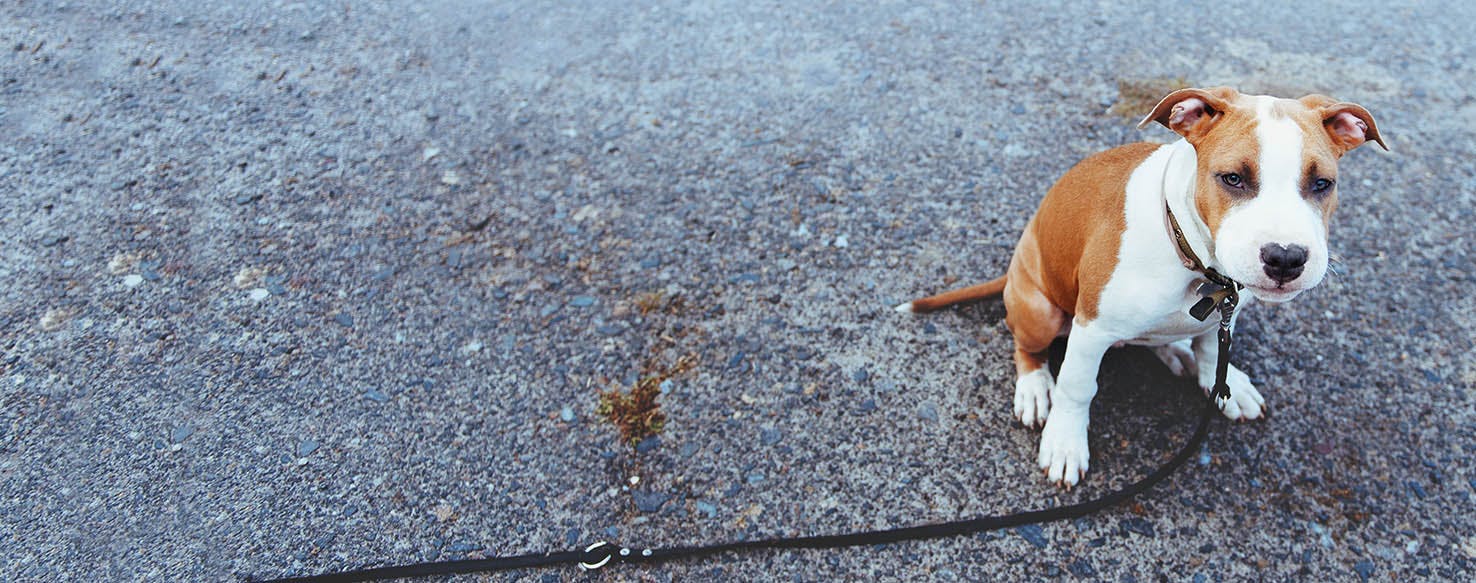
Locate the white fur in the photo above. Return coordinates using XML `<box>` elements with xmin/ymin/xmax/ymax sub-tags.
<box><xmin>1216</xmin><ymin>97</ymin><xmax>1330</xmax><ymax>301</ymax></box>
<box><xmin>1152</xmin><ymin>340</ymin><xmax>1196</xmax><ymax>377</ymax></box>
<box><xmin>1013</xmin><ymin>368</ymin><xmax>1053</xmax><ymax>428</ymax></box>
<box><xmin>1037</xmin><ymin>320</ymin><xmax>1116</xmax><ymax>486</ymax></box>
<box><xmin>1096</xmin><ymin>141</ymin><xmax>1238</xmax><ymax>344</ymax></box>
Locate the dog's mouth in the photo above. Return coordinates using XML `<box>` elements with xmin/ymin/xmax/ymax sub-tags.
<box><xmin>1244</xmin><ymin>284</ymin><xmax>1305</xmax><ymax>303</ymax></box>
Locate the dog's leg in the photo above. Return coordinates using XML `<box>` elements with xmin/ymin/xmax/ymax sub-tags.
<box><xmin>1037</xmin><ymin>321</ymin><xmax>1115</xmax><ymax>487</ymax></box>
<box><xmin>1150</xmin><ymin>339</ymin><xmax>1196</xmax><ymax>377</ymax></box>
<box><xmin>1191</xmin><ymin>330</ymin><xmax>1266</xmax><ymax>421</ymax></box>
<box><xmin>1012</xmin><ymin>348</ymin><xmax>1054</xmax><ymax>429</ymax></box>
<box><xmin>1003</xmin><ymin>275</ymin><xmax>1065</xmax><ymax>429</ymax></box>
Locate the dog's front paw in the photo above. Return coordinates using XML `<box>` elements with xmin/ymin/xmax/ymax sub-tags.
<box><xmin>1151</xmin><ymin>341</ymin><xmax>1196</xmax><ymax>377</ymax></box>
<box><xmin>1013</xmin><ymin>369</ymin><xmax>1054</xmax><ymax>429</ymax></box>
<box><xmin>1037</xmin><ymin>409</ymin><xmax>1090</xmax><ymax>488</ymax></box>
<box><xmin>1205</xmin><ymin>365</ymin><xmax>1267</xmax><ymax>422</ymax></box>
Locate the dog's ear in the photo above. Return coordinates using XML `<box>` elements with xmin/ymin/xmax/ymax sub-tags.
<box><xmin>1300</xmin><ymin>95</ymin><xmax>1388</xmax><ymax>153</ymax></box>
<box><xmin>1138</xmin><ymin>87</ymin><xmax>1236</xmax><ymax>140</ymax></box>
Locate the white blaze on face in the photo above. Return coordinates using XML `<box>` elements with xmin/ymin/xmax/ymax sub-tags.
<box><xmin>1215</xmin><ymin>97</ymin><xmax>1329</xmax><ymax>302</ymax></box>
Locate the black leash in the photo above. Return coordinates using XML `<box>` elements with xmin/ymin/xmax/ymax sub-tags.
<box><xmin>258</xmin><ymin>293</ymin><xmax>1242</xmax><ymax>583</ymax></box>
<box><xmin>259</xmin><ymin>403</ymin><xmax>1215</xmax><ymax>582</ymax></box>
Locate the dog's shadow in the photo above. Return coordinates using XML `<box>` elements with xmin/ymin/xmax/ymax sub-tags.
<box><xmin>938</xmin><ymin>301</ymin><xmax>1211</xmax><ymax>484</ymax></box>
<box><xmin>952</xmin><ymin>300</ymin><xmax>1203</xmax><ymax>417</ymax></box>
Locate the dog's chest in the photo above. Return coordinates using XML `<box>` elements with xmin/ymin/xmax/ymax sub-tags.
<box><xmin>1122</xmin><ymin>305</ymin><xmax>1220</xmax><ymax>346</ymax></box>
<box><xmin>1097</xmin><ymin>143</ymin><xmax>1238</xmax><ymax>345</ymax></box>
<box><xmin>1098</xmin><ymin>246</ymin><xmax>1237</xmax><ymax>345</ymax></box>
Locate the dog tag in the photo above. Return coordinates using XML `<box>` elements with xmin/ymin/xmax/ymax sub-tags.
<box><xmin>1196</xmin><ymin>280</ymin><xmax>1228</xmax><ymax>298</ymax></box>
<box><xmin>1188</xmin><ymin>296</ymin><xmax>1217</xmax><ymax>321</ymax></box>
<box><xmin>1188</xmin><ymin>281</ymin><xmax>1231</xmax><ymax>321</ymax></box>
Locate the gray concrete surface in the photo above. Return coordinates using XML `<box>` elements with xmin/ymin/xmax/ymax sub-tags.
<box><xmin>2</xmin><ymin>1</ymin><xmax>1474</xmax><ymax>581</ymax></box>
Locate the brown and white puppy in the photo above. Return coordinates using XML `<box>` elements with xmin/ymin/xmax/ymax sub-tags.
<box><xmin>896</xmin><ymin>87</ymin><xmax>1385</xmax><ymax>487</ymax></box>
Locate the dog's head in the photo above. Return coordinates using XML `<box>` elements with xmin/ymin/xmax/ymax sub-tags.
<box><xmin>1140</xmin><ymin>87</ymin><xmax>1385</xmax><ymax>302</ymax></box>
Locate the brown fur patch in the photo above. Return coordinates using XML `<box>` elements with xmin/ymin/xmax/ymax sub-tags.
<box><xmin>1184</xmin><ymin>94</ymin><xmax>1265</xmax><ymax>240</ymax></box>
<box><xmin>1286</xmin><ymin>105</ymin><xmax>1344</xmax><ymax>221</ymax></box>
<box><xmin>907</xmin><ymin>276</ymin><xmax>1007</xmax><ymax>312</ymax></box>
<box><xmin>1024</xmin><ymin>142</ymin><xmax>1160</xmax><ymax>322</ymax></box>
<box><xmin>1004</xmin><ymin>228</ymin><xmax>1064</xmax><ymax>363</ymax></box>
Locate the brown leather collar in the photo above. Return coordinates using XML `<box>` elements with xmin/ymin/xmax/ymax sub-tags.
<box><xmin>1157</xmin><ymin>145</ymin><xmax>1242</xmax><ymax>321</ymax></box>
<box><xmin>1163</xmin><ymin>202</ymin><xmax>1240</xmax><ymax>291</ymax></box>
<box><xmin>1164</xmin><ymin>201</ymin><xmax>1208</xmax><ymax>273</ymax></box>
<box><xmin>1164</xmin><ymin>202</ymin><xmax>1243</xmax><ymax>321</ymax></box>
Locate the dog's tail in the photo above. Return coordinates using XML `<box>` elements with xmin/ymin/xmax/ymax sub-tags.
<box><xmin>893</xmin><ymin>275</ymin><xmax>1007</xmax><ymax>314</ymax></box>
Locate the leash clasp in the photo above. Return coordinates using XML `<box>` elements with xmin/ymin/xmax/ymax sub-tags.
<box><xmin>1210</xmin><ymin>381</ymin><xmax>1233</xmax><ymax>411</ymax></box>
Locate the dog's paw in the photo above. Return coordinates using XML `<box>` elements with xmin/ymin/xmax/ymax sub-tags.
<box><xmin>1151</xmin><ymin>341</ymin><xmax>1196</xmax><ymax>377</ymax></box>
<box><xmin>1013</xmin><ymin>369</ymin><xmax>1054</xmax><ymax>429</ymax></box>
<box><xmin>1037</xmin><ymin>410</ymin><xmax>1090</xmax><ymax>488</ymax></box>
<box><xmin>1205</xmin><ymin>365</ymin><xmax>1267</xmax><ymax>422</ymax></box>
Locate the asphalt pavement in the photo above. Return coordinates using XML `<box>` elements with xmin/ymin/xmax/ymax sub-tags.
<box><xmin>2</xmin><ymin>1</ymin><xmax>1474</xmax><ymax>581</ymax></box>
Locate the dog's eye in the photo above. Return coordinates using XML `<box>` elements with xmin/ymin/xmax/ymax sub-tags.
<box><xmin>1312</xmin><ymin>178</ymin><xmax>1333</xmax><ymax>192</ymax></box>
<box><xmin>1220</xmin><ymin>173</ymin><xmax>1244</xmax><ymax>189</ymax></box>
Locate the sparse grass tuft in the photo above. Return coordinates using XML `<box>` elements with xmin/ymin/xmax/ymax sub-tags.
<box><xmin>632</xmin><ymin>291</ymin><xmax>686</xmax><ymax>316</ymax></box>
<box><xmin>597</xmin><ymin>353</ymin><xmax>698</xmax><ymax>446</ymax></box>
<box><xmin>1110</xmin><ymin>77</ymin><xmax>1192</xmax><ymax>119</ymax></box>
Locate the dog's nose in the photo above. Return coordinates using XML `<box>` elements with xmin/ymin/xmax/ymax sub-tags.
<box><xmin>1260</xmin><ymin>243</ymin><xmax>1309</xmax><ymax>284</ymax></box>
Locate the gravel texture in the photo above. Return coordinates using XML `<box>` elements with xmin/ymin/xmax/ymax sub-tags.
<box><xmin>2</xmin><ymin>1</ymin><xmax>1474</xmax><ymax>581</ymax></box>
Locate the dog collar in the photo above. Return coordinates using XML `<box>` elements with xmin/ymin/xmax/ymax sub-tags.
<box><xmin>1154</xmin><ymin>145</ymin><xmax>1240</xmax><ymax>409</ymax></box>
<box><xmin>1158</xmin><ymin>143</ymin><xmax>1244</xmax><ymax>323</ymax></box>
<box><xmin>1164</xmin><ymin>203</ymin><xmax>1243</xmax><ymax>321</ymax></box>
